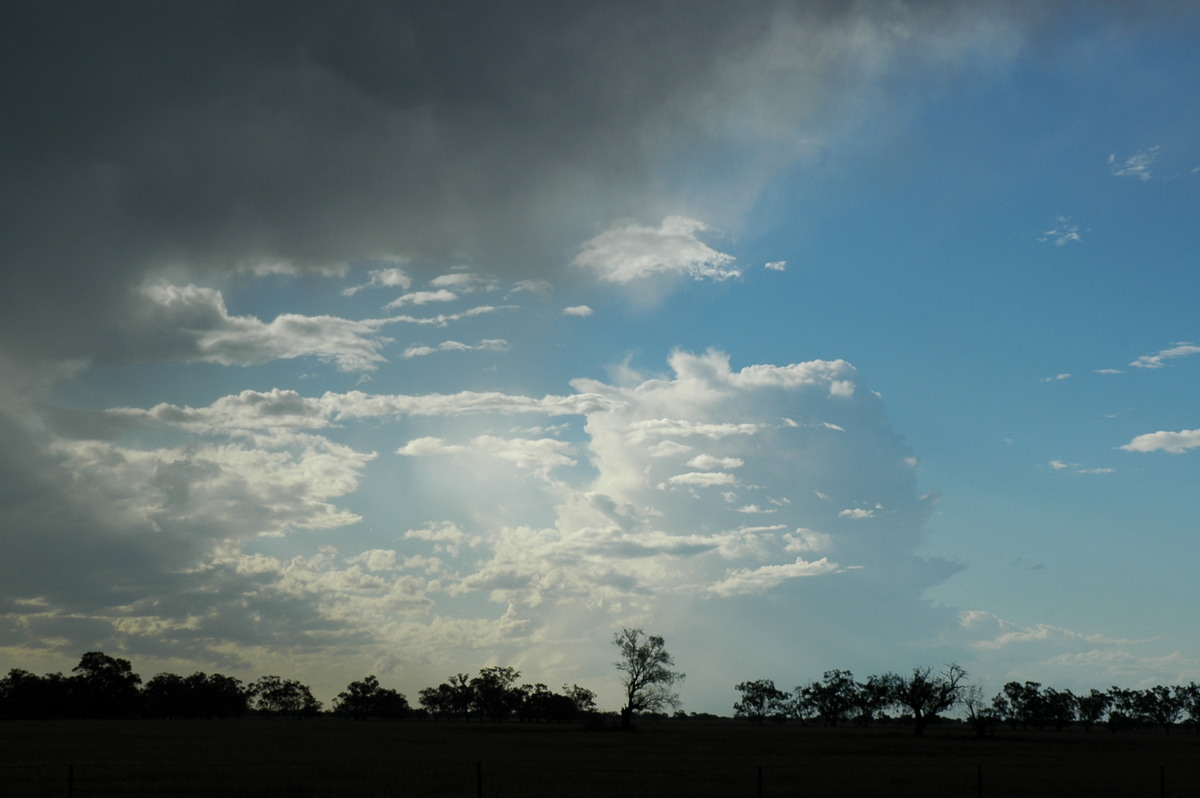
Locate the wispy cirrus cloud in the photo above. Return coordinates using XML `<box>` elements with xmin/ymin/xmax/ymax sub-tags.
<box><xmin>401</xmin><ymin>339</ymin><xmax>510</xmax><ymax>359</ymax></box>
<box><xmin>1037</xmin><ymin>216</ymin><xmax>1083</xmax><ymax>246</ymax></box>
<box><xmin>342</xmin><ymin>265</ymin><xmax>412</xmax><ymax>296</ymax></box>
<box><xmin>1130</xmin><ymin>342</ymin><xmax>1200</xmax><ymax>369</ymax></box>
<box><xmin>385</xmin><ymin>290</ymin><xmax>459</xmax><ymax>309</ymax></box>
<box><xmin>709</xmin><ymin>557</ymin><xmax>840</xmax><ymax>597</ymax></box>
<box><xmin>1109</xmin><ymin>146</ymin><xmax>1160</xmax><ymax>180</ymax></box>
<box><xmin>1048</xmin><ymin>460</ymin><xmax>1115</xmax><ymax>474</ymax></box>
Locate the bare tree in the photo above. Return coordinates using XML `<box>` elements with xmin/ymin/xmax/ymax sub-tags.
<box><xmin>613</xmin><ymin>628</ymin><xmax>684</xmax><ymax>730</ymax></box>
<box><xmin>888</xmin><ymin>664</ymin><xmax>967</xmax><ymax>737</ymax></box>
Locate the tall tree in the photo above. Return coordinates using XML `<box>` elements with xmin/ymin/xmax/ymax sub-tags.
<box><xmin>799</xmin><ymin>670</ymin><xmax>859</xmax><ymax>727</ymax></box>
<box><xmin>71</xmin><ymin>652</ymin><xmax>141</xmax><ymax>718</ymax></box>
<box><xmin>613</xmin><ymin>628</ymin><xmax>684</xmax><ymax>730</ymax></box>
<box><xmin>733</xmin><ymin>679</ymin><xmax>788</xmax><ymax>725</ymax></box>
<box><xmin>470</xmin><ymin>666</ymin><xmax>523</xmax><ymax>721</ymax></box>
<box><xmin>1075</xmin><ymin>688</ymin><xmax>1112</xmax><ymax>733</ymax></box>
<box><xmin>888</xmin><ymin>664</ymin><xmax>966</xmax><ymax>737</ymax></box>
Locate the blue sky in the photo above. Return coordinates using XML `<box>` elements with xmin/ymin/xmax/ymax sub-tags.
<box><xmin>2</xmin><ymin>1</ymin><xmax>1198</xmax><ymax>714</ymax></box>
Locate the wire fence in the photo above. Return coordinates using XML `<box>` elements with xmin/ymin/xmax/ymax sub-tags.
<box><xmin>2</xmin><ymin>760</ymin><xmax>1197</xmax><ymax>797</ymax></box>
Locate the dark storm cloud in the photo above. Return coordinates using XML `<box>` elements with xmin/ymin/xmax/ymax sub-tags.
<box><xmin>4</xmin><ymin>0</ymin><xmax>1094</xmax><ymax>366</ymax></box>
<box><xmin>0</xmin><ymin>0</ymin><xmax>778</xmax><ymax>362</ymax></box>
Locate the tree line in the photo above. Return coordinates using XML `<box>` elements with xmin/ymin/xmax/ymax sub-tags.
<box><xmin>734</xmin><ymin>667</ymin><xmax>1200</xmax><ymax>736</ymax></box>
<box><xmin>0</xmin><ymin>652</ymin><xmax>596</xmax><ymax>724</ymax></box>
<box><xmin>0</xmin><ymin>629</ymin><xmax>677</xmax><ymax>727</ymax></box>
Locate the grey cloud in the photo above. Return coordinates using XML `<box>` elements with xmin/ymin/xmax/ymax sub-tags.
<box><xmin>3</xmin><ymin>0</ymin><xmax>1080</xmax><ymax>366</ymax></box>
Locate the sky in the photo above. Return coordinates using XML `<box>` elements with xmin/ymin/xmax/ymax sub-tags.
<box><xmin>2</xmin><ymin>1</ymin><xmax>1199</xmax><ymax>715</ymax></box>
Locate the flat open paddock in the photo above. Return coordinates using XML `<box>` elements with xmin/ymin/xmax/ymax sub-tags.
<box><xmin>1</xmin><ymin>719</ymin><xmax>1197</xmax><ymax>796</ymax></box>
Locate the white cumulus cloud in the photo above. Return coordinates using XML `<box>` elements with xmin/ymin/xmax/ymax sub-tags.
<box><xmin>573</xmin><ymin>216</ymin><xmax>740</xmax><ymax>284</ymax></box>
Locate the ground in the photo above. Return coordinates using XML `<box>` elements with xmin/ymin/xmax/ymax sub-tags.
<box><xmin>1</xmin><ymin>718</ymin><xmax>1197</xmax><ymax>796</ymax></box>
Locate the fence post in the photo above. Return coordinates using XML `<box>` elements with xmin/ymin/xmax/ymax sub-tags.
<box><xmin>67</xmin><ymin>764</ymin><xmax>74</xmax><ymax>798</ymax></box>
<box><xmin>1160</xmin><ymin>764</ymin><xmax>1165</xmax><ymax>798</ymax></box>
<box><xmin>477</xmin><ymin>760</ymin><xmax>483</xmax><ymax>798</ymax></box>
<box><xmin>977</xmin><ymin>763</ymin><xmax>982</xmax><ymax>798</ymax></box>
<box><xmin>757</xmin><ymin>764</ymin><xmax>763</xmax><ymax>798</ymax></box>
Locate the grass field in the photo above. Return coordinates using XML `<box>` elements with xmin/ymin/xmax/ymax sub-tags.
<box><xmin>1</xmin><ymin>718</ymin><xmax>1197</xmax><ymax>796</ymax></box>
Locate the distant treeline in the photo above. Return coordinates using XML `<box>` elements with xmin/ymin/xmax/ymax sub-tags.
<box><xmin>0</xmin><ymin>652</ymin><xmax>594</xmax><ymax>723</ymax></box>
<box><xmin>6</xmin><ymin>652</ymin><xmax>1200</xmax><ymax>735</ymax></box>
<box><xmin>734</xmin><ymin>668</ymin><xmax>1200</xmax><ymax>735</ymax></box>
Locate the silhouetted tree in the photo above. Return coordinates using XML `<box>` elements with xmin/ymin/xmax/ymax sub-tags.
<box><xmin>994</xmin><ymin>681</ymin><xmax>1047</xmax><ymax>730</ymax></box>
<box><xmin>733</xmin><ymin>679</ymin><xmax>788</xmax><ymax>725</ymax></box>
<box><xmin>1042</xmin><ymin>687</ymin><xmax>1076</xmax><ymax>731</ymax></box>
<box><xmin>888</xmin><ymin>664</ymin><xmax>966</xmax><ymax>737</ymax></box>
<box><xmin>334</xmin><ymin>675</ymin><xmax>409</xmax><ymax>720</ymax></box>
<box><xmin>71</xmin><ymin>652</ymin><xmax>141</xmax><ymax>718</ymax></box>
<box><xmin>418</xmin><ymin>683</ymin><xmax>454</xmax><ymax>720</ymax></box>
<box><xmin>471</xmin><ymin>666</ymin><xmax>523</xmax><ymax>721</ymax></box>
<box><xmin>1107</xmin><ymin>686</ymin><xmax>1141</xmax><ymax>731</ymax></box>
<box><xmin>419</xmin><ymin>673</ymin><xmax>474</xmax><ymax>721</ymax></box>
<box><xmin>853</xmin><ymin>674</ymin><xmax>898</xmax><ymax>727</ymax></box>
<box><xmin>142</xmin><ymin>672</ymin><xmax>249</xmax><ymax>719</ymax></box>
<box><xmin>0</xmin><ymin>669</ymin><xmax>69</xmax><ymax>719</ymax></box>
<box><xmin>1180</xmin><ymin>683</ymin><xmax>1200</xmax><ymax>735</ymax></box>
<box><xmin>613</xmin><ymin>628</ymin><xmax>684</xmax><ymax>730</ymax></box>
<box><xmin>1075</xmin><ymin>688</ymin><xmax>1112</xmax><ymax>732</ymax></box>
<box><xmin>799</xmin><ymin>670</ymin><xmax>858</xmax><ymax>727</ymax></box>
<box><xmin>961</xmin><ymin>683</ymin><xmax>1000</xmax><ymax>738</ymax></box>
<box><xmin>250</xmin><ymin>675</ymin><xmax>320</xmax><ymax>719</ymax></box>
<box><xmin>563</xmin><ymin>683</ymin><xmax>597</xmax><ymax>716</ymax></box>
<box><xmin>1140</xmin><ymin>685</ymin><xmax>1184</xmax><ymax>733</ymax></box>
<box><xmin>518</xmin><ymin>683</ymin><xmax>582</xmax><ymax>722</ymax></box>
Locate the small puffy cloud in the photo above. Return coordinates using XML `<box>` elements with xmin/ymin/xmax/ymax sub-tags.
<box><xmin>384</xmin><ymin>289</ymin><xmax>458</xmax><ymax>309</ymax></box>
<box><xmin>1041</xmin><ymin>373</ymin><xmax>1071</xmax><ymax>382</ymax></box>
<box><xmin>838</xmin><ymin>508</ymin><xmax>875</xmax><ymax>519</ymax></box>
<box><xmin>784</xmin><ymin>528</ymin><xmax>832</xmax><ymax>552</ymax></box>
<box><xmin>647</xmin><ymin>441</ymin><xmax>694</xmax><ymax>458</ymax></box>
<box><xmin>663</xmin><ymin>471</ymin><xmax>739</xmax><ymax>488</ymax></box>
<box><xmin>563</xmin><ymin>305</ymin><xmax>594</xmax><ymax>317</ymax></box>
<box><xmin>686</xmin><ymin>454</ymin><xmax>745</xmax><ymax>470</ymax></box>
<box><xmin>764</xmin><ymin>261</ymin><xmax>787</xmax><ymax>271</ymax></box>
<box><xmin>1119</xmin><ymin>428</ymin><xmax>1200</xmax><ymax>454</ymax></box>
<box><xmin>573</xmin><ymin>216</ymin><xmax>740</xmax><ymax>284</ymax></box>
<box><xmin>402</xmin><ymin>339</ymin><xmax>510</xmax><ymax>358</ymax></box>
<box><xmin>1109</xmin><ymin>146</ymin><xmax>1160</xmax><ymax>180</ymax></box>
<box><xmin>404</xmin><ymin>521</ymin><xmax>471</xmax><ymax>545</ymax></box>
<box><xmin>342</xmin><ymin>265</ymin><xmax>412</xmax><ymax>296</ymax></box>
<box><xmin>1037</xmin><ymin>216</ymin><xmax>1082</xmax><ymax>246</ymax></box>
<box><xmin>348</xmin><ymin>549</ymin><xmax>399</xmax><ymax>572</ymax></box>
<box><xmin>396</xmin><ymin>437</ymin><xmax>468</xmax><ymax>457</ymax></box>
<box><xmin>1049</xmin><ymin>460</ymin><xmax>1116</xmax><ymax>474</ymax></box>
<box><xmin>1130</xmin><ymin>341</ymin><xmax>1200</xmax><ymax>369</ymax></box>
<box><xmin>430</xmin><ymin>273</ymin><xmax>497</xmax><ymax>292</ymax></box>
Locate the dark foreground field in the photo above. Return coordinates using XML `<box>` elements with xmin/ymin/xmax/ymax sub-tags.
<box><xmin>2</xmin><ymin>718</ymin><xmax>1197</xmax><ymax>797</ymax></box>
